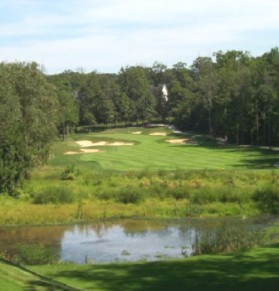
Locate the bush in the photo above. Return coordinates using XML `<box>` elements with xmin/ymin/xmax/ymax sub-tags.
<box><xmin>190</xmin><ymin>188</ymin><xmax>219</xmax><ymax>204</ymax></box>
<box><xmin>220</xmin><ymin>188</ymin><xmax>251</xmax><ymax>204</ymax></box>
<box><xmin>167</xmin><ymin>186</ymin><xmax>190</xmax><ymax>200</ymax></box>
<box><xmin>253</xmin><ymin>186</ymin><xmax>279</xmax><ymax>214</ymax></box>
<box><xmin>13</xmin><ymin>244</ymin><xmax>58</xmax><ymax>265</ymax></box>
<box><xmin>116</xmin><ymin>187</ymin><xmax>145</xmax><ymax>204</ymax></box>
<box><xmin>96</xmin><ymin>189</ymin><xmax>115</xmax><ymax>200</ymax></box>
<box><xmin>33</xmin><ymin>186</ymin><xmax>75</xmax><ymax>204</ymax></box>
<box><xmin>61</xmin><ymin>164</ymin><xmax>80</xmax><ymax>180</ymax></box>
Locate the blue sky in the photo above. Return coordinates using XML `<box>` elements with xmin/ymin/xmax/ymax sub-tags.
<box><xmin>0</xmin><ymin>0</ymin><xmax>278</xmax><ymax>74</ymax></box>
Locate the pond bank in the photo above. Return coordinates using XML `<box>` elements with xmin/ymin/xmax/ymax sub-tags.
<box><xmin>1</xmin><ymin>216</ymin><xmax>278</xmax><ymax>265</ymax></box>
<box><xmin>0</xmin><ymin>198</ymin><xmax>259</xmax><ymax>227</ymax></box>
<box><xmin>28</xmin><ymin>244</ymin><xmax>279</xmax><ymax>291</ymax></box>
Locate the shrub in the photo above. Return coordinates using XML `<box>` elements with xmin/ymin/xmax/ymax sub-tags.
<box><xmin>96</xmin><ymin>189</ymin><xmax>115</xmax><ymax>200</ymax></box>
<box><xmin>167</xmin><ymin>186</ymin><xmax>190</xmax><ymax>200</ymax></box>
<box><xmin>190</xmin><ymin>188</ymin><xmax>218</xmax><ymax>204</ymax></box>
<box><xmin>13</xmin><ymin>244</ymin><xmax>58</xmax><ymax>265</ymax></box>
<box><xmin>252</xmin><ymin>186</ymin><xmax>279</xmax><ymax>214</ymax></box>
<box><xmin>61</xmin><ymin>164</ymin><xmax>80</xmax><ymax>180</ymax></box>
<box><xmin>33</xmin><ymin>186</ymin><xmax>75</xmax><ymax>204</ymax></box>
<box><xmin>220</xmin><ymin>188</ymin><xmax>251</xmax><ymax>204</ymax></box>
<box><xmin>116</xmin><ymin>187</ymin><xmax>145</xmax><ymax>204</ymax></box>
<box><xmin>146</xmin><ymin>184</ymin><xmax>166</xmax><ymax>199</ymax></box>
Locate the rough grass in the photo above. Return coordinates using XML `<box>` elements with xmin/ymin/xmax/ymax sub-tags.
<box><xmin>30</xmin><ymin>244</ymin><xmax>279</xmax><ymax>291</ymax></box>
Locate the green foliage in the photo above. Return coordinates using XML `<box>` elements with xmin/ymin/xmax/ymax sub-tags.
<box><xmin>190</xmin><ymin>188</ymin><xmax>219</xmax><ymax>204</ymax></box>
<box><xmin>184</xmin><ymin>203</ymin><xmax>202</xmax><ymax>216</ymax></box>
<box><xmin>167</xmin><ymin>186</ymin><xmax>190</xmax><ymax>200</ymax></box>
<box><xmin>0</xmin><ymin>133</ymin><xmax>29</xmax><ymax>195</ymax></box>
<box><xmin>0</xmin><ymin>62</ymin><xmax>58</xmax><ymax>195</ymax></box>
<box><xmin>192</xmin><ymin>222</ymin><xmax>266</xmax><ymax>255</ymax></box>
<box><xmin>32</xmin><ymin>186</ymin><xmax>75</xmax><ymax>204</ymax></box>
<box><xmin>47</xmin><ymin>73</ymin><xmax>79</xmax><ymax>137</ymax></box>
<box><xmin>116</xmin><ymin>187</ymin><xmax>145</xmax><ymax>204</ymax></box>
<box><xmin>13</xmin><ymin>244</ymin><xmax>58</xmax><ymax>265</ymax></box>
<box><xmin>60</xmin><ymin>164</ymin><xmax>80</xmax><ymax>180</ymax></box>
<box><xmin>96</xmin><ymin>186</ymin><xmax>146</xmax><ymax>204</ymax></box>
<box><xmin>253</xmin><ymin>186</ymin><xmax>279</xmax><ymax>214</ymax></box>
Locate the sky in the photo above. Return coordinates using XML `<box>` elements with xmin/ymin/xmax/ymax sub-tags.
<box><xmin>0</xmin><ymin>0</ymin><xmax>278</xmax><ymax>74</ymax></box>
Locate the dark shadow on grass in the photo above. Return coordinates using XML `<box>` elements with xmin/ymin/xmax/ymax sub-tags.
<box><xmin>48</xmin><ymin>247</ymin><xmax>279</xmax><ymax>291</ymax></box>
<box><xmin>24</xmin><ymin>279</ymin><xmax>69</xmax><ymax>291</ymax></box>
<box><xmin>171</xmin><ymin>141</ymin><xmax>279</xmax><ymax>169</ymax></box>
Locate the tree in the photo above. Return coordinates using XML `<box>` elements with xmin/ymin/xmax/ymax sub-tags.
<box><xmin>168</xmin><ymin>62</ymin><xmax>195</xmax><ymax>129</ymax></box>
<box><xmin>118</xmin><ymin>66</ymin><xmax>157</xmax><ymax>123</ymax></box>
<box><xmin>0</xmin><ymin>62</ymin><xmax>58</xmax><ymax>194</ymax></box>
<box><xmin>191</xmin><ymin>57</ymin><xmax>218</xmax><ymax>134</ymax></box>
<box><xmin>48</xmin><ymin>75</ymin><xmax>79</xmax><ymax>139</ymax></box>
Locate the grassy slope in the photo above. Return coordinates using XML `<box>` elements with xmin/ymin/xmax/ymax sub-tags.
<box><xmin>0</xmin><ymin>259</ymin><xmax>76</xmax><ymax>290</ymax></box>
<box><xmin>31</xmin><ymin>244</ymin><xmax>279</xmax><ymax>291</ymax></box>
<box><xmin>49</xmin><ymin>127</ymin><xmax>279</xmax><ymax>171</ymax></box>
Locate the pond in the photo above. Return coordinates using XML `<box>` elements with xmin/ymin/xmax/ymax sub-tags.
<box><xmin>0</xmin><ymin>216</ymin><xmax>278</xmax><ymax>264</ymax></box>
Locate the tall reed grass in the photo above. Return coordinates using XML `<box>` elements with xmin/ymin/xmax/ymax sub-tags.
<box><xmin>192</xmin><ymin>222</ymin><xmax>266</xmax><ymax>255</ymax></box>
<box><xmin>0</xmin><ymin>169</ymin><xmax>277</xmax><ymax>225</ymax></box>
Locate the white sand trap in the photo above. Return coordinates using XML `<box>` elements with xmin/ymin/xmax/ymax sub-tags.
<box><xmin>166</xmin><ymin>139</ymin><xmax>189</xmax><ymax>144</ymax></box>
<box><xmin>149</xmin><ymin>132</ymin><xmax>167</xmax><ymax>136</ymax></box>
<box><xmin>274</xmin><ymin>161</ymin><xmax>279</xmax><ymax>167</ymax></box>
<box><xmin>109</xmin><ymin>142</ymin><xmax>134</xmax><ymax>146</ymax></box>
<box><xmin>64</xmin><ymin>149</ymin><xmax>101</xmax><ymax>155</ymax></box>
<box><xmin>132</xmin><ymin>131</ymin><xmax>142</xmax><ymax>134</ymax></box>
<box><xmin>76</xmin><ymin>140</ymin><xmax>96</xmax><ymax>147</ymax></box>
<box><xmin>75</xmin><ymin>140</ymin><xmax>134</xmax><ymax>147</ymax></box>
<box><xmin>81</xmin><ymin>149</ymin><xmax>102</xmax><ymax>153</ymax></box>
<box><xmin>90</xmin><ymin>141</ymin><xmax>108</xmax><ymax>146</ymax></box>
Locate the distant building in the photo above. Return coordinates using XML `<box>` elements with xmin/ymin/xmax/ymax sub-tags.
<box><xmin>162</xmin><ymin>84</ymin><xmax>168</xmax><ymax>102</ymax></box>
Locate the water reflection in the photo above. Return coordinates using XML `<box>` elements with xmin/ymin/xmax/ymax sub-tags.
<box><xmin>0</xmin><ymin>216</ymin><xmax>277</xmax><ymax>264</ymax></box>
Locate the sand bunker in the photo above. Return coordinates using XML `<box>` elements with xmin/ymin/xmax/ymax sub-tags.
<box><xmin>65</xmin><ymin>139</ymin><xmax>134</xmax><ymax>155</ymax></box>
<box><xmin>75</xmin><ymin>140</ymin><xmax>134</xmax><ymax>147</ymax></box>
<box><xmin>149</xmin><ymin>132</ymin><xmax>167</xmax><ymax>136</ymax></box>
<box><xmin>76</xmin><ymin>140</ymin><xmax>108</xmax><ymax>147</ymax></box>
<box><xmin>166</xmin><ymin>139</ymin><xmax>189</xmax><ymax>144</ymax></box>
<box><xmin>132</xmin><ymin>131</ymin><xmax>142</xmax><ymax>134</ymax></box>
<box><xmin>108</xmin><ymin>142</ymin><xmax>134</xmax><ymax>146</ymax></box>
<box><xmin>65</xmin><ymin>149</ymin><xmax>101</xmax><ymax>155</ymax></box>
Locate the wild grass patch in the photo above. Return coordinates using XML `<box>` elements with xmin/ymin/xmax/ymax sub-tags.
<box><xmin>253</xmin><ymin>185</ymin><xmax>279</xmax><ymax>214</ymax></box>
<box><xmin>192</xmin><ymin>222</ymin><xmax>267</xmax><ymax>255</ymax></box>
<box><xmin>32</xmin><ymin>186</ymin><xmax>75</xmax><ymax>204</ymax></box>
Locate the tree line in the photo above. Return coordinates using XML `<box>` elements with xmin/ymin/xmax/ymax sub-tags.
<box><xmin>0</xmin><ymin>48</ymin><xmax>278</xmax><ymax>194</ymax></box>
<box><xmin>50</xmin><ymin>48</ymin><xmax>278</xmax><ymax>146</ymax></box>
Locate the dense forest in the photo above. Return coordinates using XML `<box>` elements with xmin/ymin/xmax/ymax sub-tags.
<box><xmin>49</xmin><ymin>48</ymin><xmax>279</xmax><ymax>146</ymax></box>
<box><xmin>0</xmin><ymin>48</ymin><xmax>278</xmax><ymax>194</ymax></box>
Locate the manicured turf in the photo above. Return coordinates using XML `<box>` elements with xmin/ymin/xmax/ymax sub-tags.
<box><xmin>0</xmin><ymin>259</ymin><xmax>75</xmax><ymax>290</ymax></box>
<box><xmin>30</xmin><ymin>244</ymin><xmax>279</xmax><ymax>291</ymax></box>
<box><xmin>49</xmin><ymin>127</ymin><xmax>279</xmax><ymax>171</ymax></box>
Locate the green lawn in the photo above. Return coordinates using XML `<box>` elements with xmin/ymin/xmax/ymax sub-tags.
<box><xmin>49</xmin><ymin>127</ymin><xmax>279</xmax><ymax>171</ymax></box>
<box><xmin>30</xmin><ymin>244</ymin><xmax>279</xmax><ymax>291</ymax></box>
<box><xmin>0</xmin><ymin>259</ymin><xmax>75</xmax><ymax>290</ymax></box>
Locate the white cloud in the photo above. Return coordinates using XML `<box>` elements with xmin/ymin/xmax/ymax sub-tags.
<box><xmin>0</xmin><ymin>0</ymin><xmax>278</xmax><ymax>73</ymax></box>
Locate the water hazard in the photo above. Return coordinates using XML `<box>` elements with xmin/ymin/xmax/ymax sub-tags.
<box><xmin>0</xmin><ymin>216</ymin><xmax>278</xmax><ymax>264</ymax></box>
